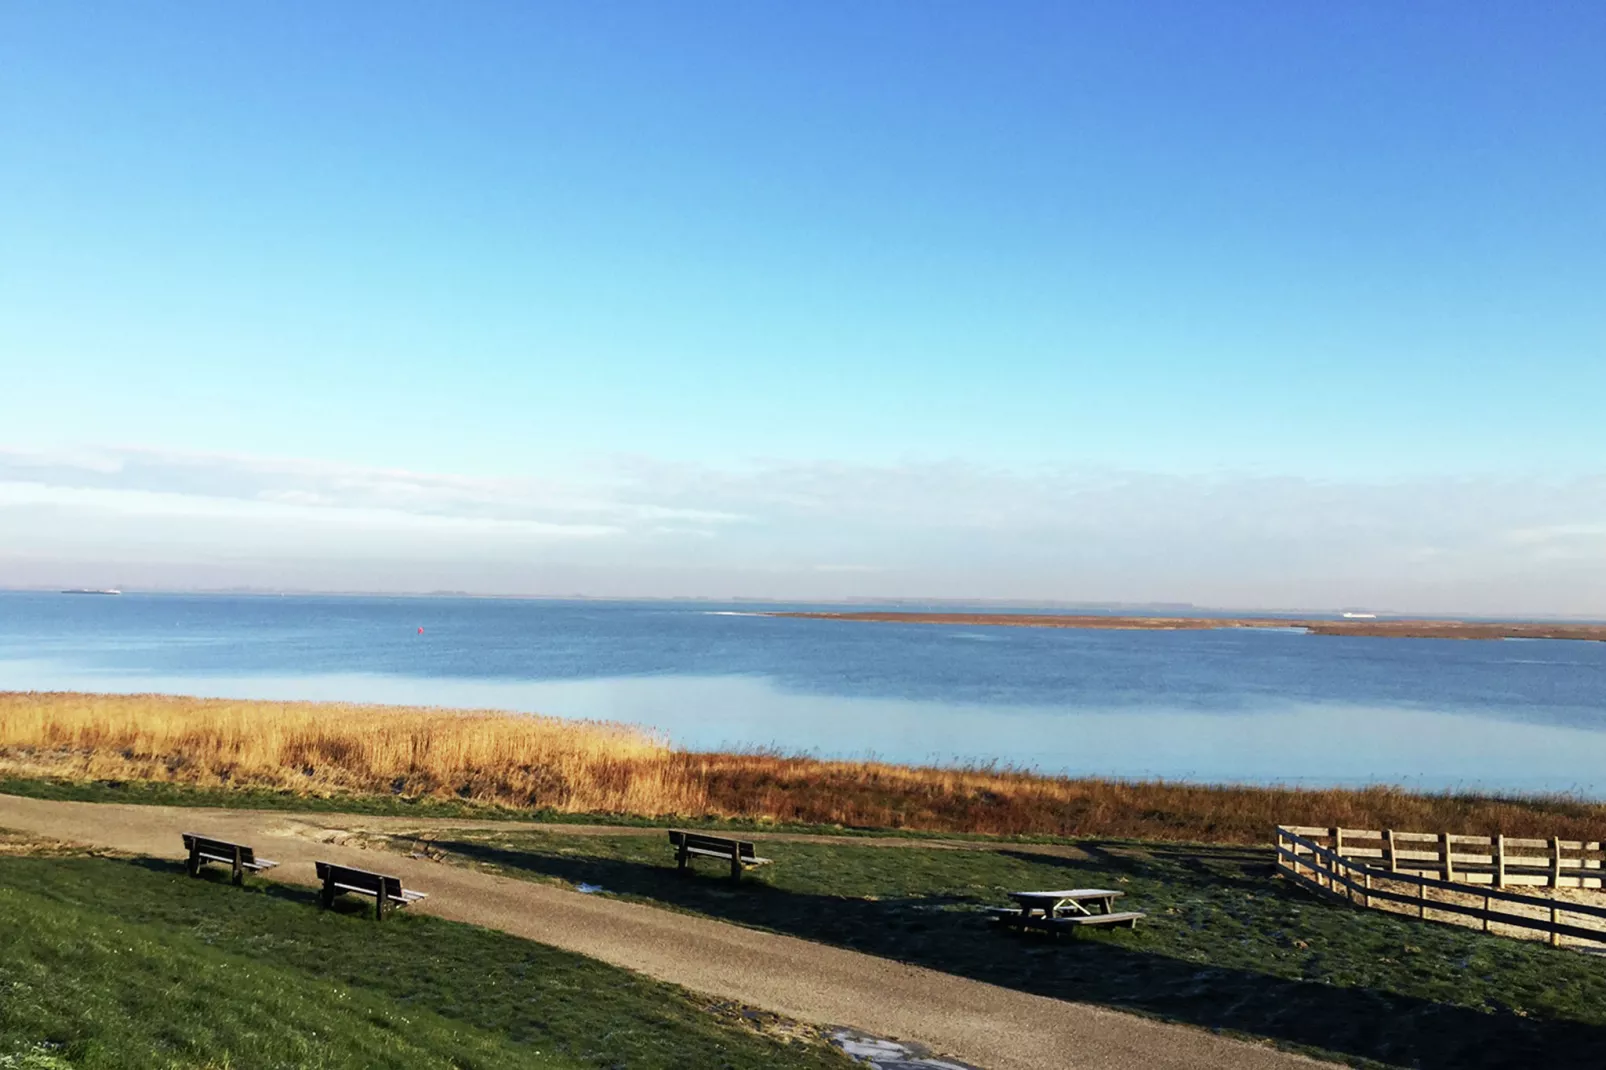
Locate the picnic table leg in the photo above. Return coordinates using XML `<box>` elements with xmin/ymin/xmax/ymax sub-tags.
<box><xmin>677</xmin><ymin>843</ymin><xmax>689</xmax><ymax>873</ymax></box>
<box><xmin>186</xmin><ymin>842</ymin><xmax>201</xmax><ymax>877</ymax></box>
<box><xmin>730</xmin><ymin>848</ymin><xmax>742</xmax><ymax>882</ymax></box>
<box><xmin>375</xmin><ymin>891</ymin><xmax>385</xmax><ymax>921</ymax></box>
<box><xmin>319</xmin><ymin>873</ymin><xmax>334</xmax><ymax>910</ymax></box>
<box><xmin>231</xmin><ymin>846</ymin><xmax>244</xmax><ymax>886</ymax></box>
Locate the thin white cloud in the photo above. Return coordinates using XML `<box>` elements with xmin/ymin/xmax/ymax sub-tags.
<box><xmin>1503</xmin><ymin>522</ymin><xmax>1606</xmax><ymax>544</ymax></box>
<box><xmin>0</xmin><ymin>481</ymin><xmax>620</xmax><ymax>537</ymax></box>
<box><xmin>1</xmin><ymin>444</ymin><xmax>1604</xmax><ymax>614</ymax></box>
<box><xmin>0</xmin><ymin>446</ymin><xmax>745</xmax><ymax>527</ymax></box>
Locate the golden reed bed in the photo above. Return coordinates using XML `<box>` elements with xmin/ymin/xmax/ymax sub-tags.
<box><xmin>3</xmin><ymin>691</ymin><xmax>1603</xmax><ymax>844</ymax></box>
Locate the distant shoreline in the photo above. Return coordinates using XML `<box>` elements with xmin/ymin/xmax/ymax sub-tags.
<box><xmin>769</xmin><ymin>611</ymin><xmax>1606</xmax><ymax>642</ymax></box>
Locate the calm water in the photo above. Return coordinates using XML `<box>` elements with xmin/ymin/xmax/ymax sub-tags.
<box><xmin>2</xmin><ymin>591</ymin><xmax>1604</xmax><ymax>795</ymax></box>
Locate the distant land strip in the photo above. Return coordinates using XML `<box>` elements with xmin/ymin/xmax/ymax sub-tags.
<box><xmin>768</xmin><ymin>612</ymin><xmax>1606</xmax><ymax>641</ymax></box>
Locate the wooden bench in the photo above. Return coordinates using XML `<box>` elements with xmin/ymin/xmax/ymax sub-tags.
<box><xmin>315</xmin><ymin>861</ymin><xmax>428</xmax><ymax>920</ymax></box>
<box><xmin>668</xmin><ymin>830</ymin><xmax>772</xmax><ymax>881</ymax></box>
<box><xmin>182</xmin><ymin>833</ymin><xmax>278</xmax><ymax>885</ymax></box>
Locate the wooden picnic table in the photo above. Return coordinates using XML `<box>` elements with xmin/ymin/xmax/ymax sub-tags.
<box><xmin>1009</xmin><ymin>888</ymin><xmax>1125</xmax><ymax>920</ymax></box>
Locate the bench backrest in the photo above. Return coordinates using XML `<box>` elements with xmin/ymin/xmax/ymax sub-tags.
<box><xmin>668</xmin><ymin>830</ymin><xmax>759</xmax><ymax>861</ymax></box>
<box><xmin>183</xmin><ymin>834</ymin><xmax>256</xmax><ymax>865</ymax></box>
<box><xmin>316</xmin><ymin>861</ymin><xmax>402</xmax><ymax>898</ymax></box>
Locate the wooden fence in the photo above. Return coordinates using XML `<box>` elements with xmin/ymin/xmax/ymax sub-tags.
<box><xmin>1281</xmin><ymin>825</ymin><xmax>1604</xmax><ymax>889</ymax></box>
<box><xmin>1275</xmin><ymin>825</ymin><xmax>1606</xmax><ymax>947</ymax></box>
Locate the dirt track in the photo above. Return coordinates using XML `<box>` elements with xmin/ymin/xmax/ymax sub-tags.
<box><xmin>0</xmin><ymin>795</ymin><xmax>1320</xmax><ymax>1070</ymax></box>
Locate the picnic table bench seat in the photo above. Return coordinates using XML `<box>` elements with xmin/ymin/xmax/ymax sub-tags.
<box><xmin>315</xmin><ymin>860</ymin><xmax>427</xmax><ymax>920</ymax></box>
<box><xmin>182</xmin><ymin>833</ymin><xmax>278</xmax><ymax>885</ymax></box>
<box><xmin>668</xmin><ymin>830</ymin><xmax>772</xmax><ymax>881</ymax></box>
<box><xmin>990</xmin><ymin>907</ymin><xmax>1147</xmax><ymax>931</ymax></box>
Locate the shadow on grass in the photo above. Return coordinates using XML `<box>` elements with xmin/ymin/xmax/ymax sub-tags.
<box><xmin>1007</xmin><ymin>840</ymin><xmax>1279</xmax><ymax>891</ymax></box>
<box><xmin>437</xmin><ymin>838</ymin><xmax>1606</xmax><ymax>1069</ymax></box>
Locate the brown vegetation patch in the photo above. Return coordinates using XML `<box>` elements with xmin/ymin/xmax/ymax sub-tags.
<box><xmin>679</xmin><ymin>751</ymin><xmax>1606</xmax><ymax>841</ymax></box>
<box><xmin>0</xmin><ymin>691</ymin><xmax>706</xmax><ymax>815</ymax></box>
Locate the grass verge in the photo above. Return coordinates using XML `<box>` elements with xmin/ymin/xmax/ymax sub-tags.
<box><xmin>0</xmin><ymin>845</ymin><xmax>849</xmax><ymax>1070</ymax></box>
<box><xmin>397</xmin><ymin>827</ymin><xmax>1606</xmax><ymax>1069</ymax></box>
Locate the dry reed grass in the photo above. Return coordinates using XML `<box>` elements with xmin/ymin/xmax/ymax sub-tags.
<box><xmin>4</xmin><ymin>691</ymin><xmax>1604</xmax><ymax>844</ymax></box>
<box><xmin>0</xmin><ymin>692</ymin><xmax>705</xmax><ymax>816</ymax></box>
<box><xmin>677</xmin><ymin>752</ymin><xmax>1606</xmax><ymax>842</ymax></box>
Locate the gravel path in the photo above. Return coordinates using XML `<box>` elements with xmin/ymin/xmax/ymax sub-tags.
<box><xmin>0</xmin><ymin>795</ymin><xmax>1320</xmax><ymax>1070</ymax></box>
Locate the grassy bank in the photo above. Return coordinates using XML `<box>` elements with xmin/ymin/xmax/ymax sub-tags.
<box><xmin>6</xmin><ymin>691</ymin><xmax>1606</xmax><ymax>843</ymax></box>
<box><xmin>0</xmin><ymin>838</ymin><xmax>848</xmax><ymax>1070</ymax></box>
<box><xmin>381</xmin><ymin>826</ymin><xmax>1606</xmax><ymax>1069</ymax></box>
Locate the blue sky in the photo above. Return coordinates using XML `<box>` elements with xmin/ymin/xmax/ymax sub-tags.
<box><xmin>2</xmin><ymin>5</ymin><xmax>1603</xmax><ymax>610</ymax></box>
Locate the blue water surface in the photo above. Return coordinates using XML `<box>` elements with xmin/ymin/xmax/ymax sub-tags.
<box><xmin>2</xmin><ymin>591</ymin><xmax>1603</xmax><ymax>795</ymax></box>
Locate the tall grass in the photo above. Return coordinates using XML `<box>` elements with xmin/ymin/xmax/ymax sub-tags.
<box><xmin>0</xmin><ymin>692</ymin><xmax>704</xmax><ymax>816</ymax></box>
<box><xmin>4</xmin><ymin>691</ymin><xmax>1604</xmax><ymax>844</ymax></box>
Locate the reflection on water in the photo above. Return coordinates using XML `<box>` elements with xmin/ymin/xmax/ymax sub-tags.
<box><xmin>5</xmin><ymin>658</ymin><xmax>1605</xmax><ymax>796</ymax></box>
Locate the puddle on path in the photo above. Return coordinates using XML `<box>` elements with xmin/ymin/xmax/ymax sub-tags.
<box><xmin>831</xmin><ymin>1029</ymin><xmax>982</xmax><ymax>1070</ymax></box>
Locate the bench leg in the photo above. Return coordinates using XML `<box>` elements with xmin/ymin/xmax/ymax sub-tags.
<box><xmin>730</xmin><ymin>850</ymin><xmax>742</xmax><ymax>882</ymax></box>
<box><xmin>319</xmin><ymin>875</ymin><xmax>334</xmax><ymax>910</ymax></box>
<box><xmin>375</xmin><ymin>893</ymin><xmax>385</xmax><ymax>921</ymax></box>
<box><xmin>231</xmin><ymin>847</ymin><xmax>244</xmax><ymax>886</ymax></box>
<box><xmin>186</xmin><ymin>844</ymin><xmax>201</xmax><ymax>877</ymax></box>
<box><xmin>677</xmin><ymin>844</ymin><xmax>689</xmax><ymax>873</ymax></box>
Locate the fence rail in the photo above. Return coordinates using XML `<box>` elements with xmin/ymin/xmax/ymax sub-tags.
<box><xmin>1279</xmin><ymin>824</ymin><xmax>1605</xmax><ymax>889</ymax></box>
<box><xmin>1275</xmin><ymin>825</ymin><xmax>1606</xmax><ymax>947</ymax></box>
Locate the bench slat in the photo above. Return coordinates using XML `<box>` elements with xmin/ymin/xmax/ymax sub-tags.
<box><xmin>1050</xmin><ymin>911</ymin><xmax>1146</xmax><ymax>927</ymax></box>
<box><xmin>680</xmin><ymin>846</ymin><xmax>773</xmax><ymax>864</ymax></box>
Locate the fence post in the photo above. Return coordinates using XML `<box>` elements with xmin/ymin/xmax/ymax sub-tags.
<box><xmin>1482</xmin><ymin>893</ymin><xmax>1490</xmax><ymax>932</ymax></box>
<box><xmin>1385</xmin><ymin>829</ymin><xmax>1397</xmax><ymax>874</ymax></box>
<box><xmin>1364</xmin><ymin>870</ymin><xmax>1372</xmax><ymax>909</ymax></box>
<box><xmin>1495</xmin><ymin>833</ymin><xmax>1506</xmax><ymax>888</ymax></box>
<box><xmin>1419</xmin><ymin>876</ymin><xmax>1427</xmax><ymax>919</ymax></box>
<box><xmin>1552</xmin><ymin>836</ymin><xmax>1563</xmax><ymax>890</ymax></box>
<box><xmin>1551</xmin><ymin>902</ymin><xmax>1561</xmax><ymax>948</ymax></box>
<box><xmin>1441</xmin><ymin>831</ymin><xmax>1455</xmax><ymax>882</ymax></box>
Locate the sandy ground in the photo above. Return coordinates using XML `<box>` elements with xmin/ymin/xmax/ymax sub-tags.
<box><xmin>0</xmin><ymin>795</ymin><xmax>1322</xmax><ymax>1070</ymax></box>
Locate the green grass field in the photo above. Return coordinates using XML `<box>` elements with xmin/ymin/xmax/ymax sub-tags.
<box><xmin>0</xmin><ymin>844</ymin><xmax>849</xmax><ymax>1070</ymax></box>
<box><xmin>399</xmin><ymin>827</ymin><xmax>1606</xmax><ymax>1069</ymax></box>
